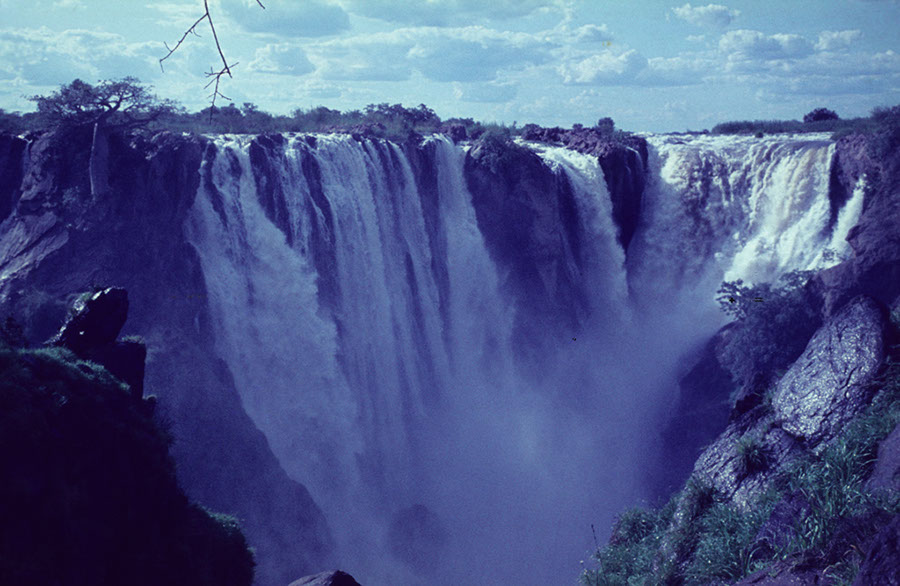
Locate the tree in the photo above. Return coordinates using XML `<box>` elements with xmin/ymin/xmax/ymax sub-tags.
<box><xmin>596</xmin><ymin>117</ymin><xmax>616</xmax><ymax>135</ymax></box>
<box><xmin>803</xmin><ymin>108</ymin><xmax>839</xmax><ymax>123</ymax></box>
<box><xmin>715</xmin><ymin>270</ymin><xmax>821</xmax><ymax>386</ymax></box>
<box><xmin>29</xmin><ymin>77</ymin><xmax>179</xmax><ymax>130</ymax></box>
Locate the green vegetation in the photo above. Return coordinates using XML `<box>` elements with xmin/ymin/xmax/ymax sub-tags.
<box><xmin>28</xmin><ymin>77</ymin><xmax>180</xmax><ymax>131</ymax></box>
<box><xmin>0</xmin><ymin>338</ymin><xmax>255</xmax><ymax>586</ymax></box>
<box><xmin>715</xmin><ymin>270</ymin><xmax>822</xmax><ymax>387</ymax></box>
<box><xmin>1</xmin><ymin>77</ymin><xmax>631</xmax><ymax>147</ymax></box>
<box><xmin>582</xmin><ymin>312</ymin><xmax>900</xmax><ymax>585</ymax></box>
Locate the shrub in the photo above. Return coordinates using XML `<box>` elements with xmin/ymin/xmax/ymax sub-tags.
<box><xmin>736</xmin><ymin>434</ymin><xmax>771</xmax><ymax>479</ymax></box>
<box><xmin>715</xmin><ymin>270</ymin><xmax>822</xmax><ymax>386</ymax></box>
<box><xmin>804</xmin><ymin>108</ymin><xmax>840</xmax><ymax>123</ymax></box>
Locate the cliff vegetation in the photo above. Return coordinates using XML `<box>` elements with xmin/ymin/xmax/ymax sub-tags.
<box><xmin>0</xmin><ymin>302</ymin><xmax>255</xmax><ymax>586</ymax></box>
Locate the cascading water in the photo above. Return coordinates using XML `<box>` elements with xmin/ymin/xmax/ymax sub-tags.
<box><xmin>184</xmin><ymin>131</ymin><xmax>863</xmax><ymax>585</ymax></box>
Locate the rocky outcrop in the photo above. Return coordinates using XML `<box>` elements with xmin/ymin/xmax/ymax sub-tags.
<box><xmin>289</xmin><ymin>571</ymin><xmax>362</xmax><ymax>586</ymax></box>
<box><xmin>49</xmin><ymin>287</ymin><xmax>146</xmax><ymax>397</ymax></box>
<box><xmin>869</xmin><ymin>423</ymin><xmax>900</xmax><ymax>493</ymax></box>
<box><xmin>771</xmin><ymin>296</ymin><xmax>885</xmax><ymax>444</ymax></box>
<box><xmin>690</xmin><ymin>296</ymin><xmax>886</xmax><ymax>508</ymax></box>
<box><xmin>650</xmin><ymin>328</ymin><xmax>736</xmax><ymax>498</ymax></box>
<box><xmin>520</xmin><ymin>125</ymin><xmax>648</xmax><ymax>250</ymax></box>
<box><xmin>0</xmin><ymin>128</ymin><xmax>334</xmax><ymax>586</ymax></box>
<box><xmin>815</xmin><ymin>133</ymin><xmax>900</xmax><ymax>316</ymax></box>
<box><xmin>1</xmin><ymin>332</ymin><xmax>255</xmax><ymax>586</ymax></box>
<box><xmin>464</xmin><ymin>135</ymin><xmax>588</xmax><ymax>360</ymax></box>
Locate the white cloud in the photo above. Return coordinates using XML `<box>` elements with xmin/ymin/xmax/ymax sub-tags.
<box><xmin>220</xmin><ymin>0</ymin><xmax>350</xmax><ymax>37</ymax></box>
<box><xmin>574</xmin><ymin>24</ymin><xmax>613</xmax><ymax>43</ymax></box>
<box><xmin>558</xmin><ymin>50</ymin><xmax>708</xmax><ymax>86</ymax></box>
<box><xmin>249</xmin><ymin>44</ymin><xmax>315</xmax><ymax>75</ymax></box>
<box><xmin>453</xmin><ymin>81</ymin><xmax>518</xmax><ymax>102</ymax></box>
<box><xmin>558</xmin><ymin>50</ymin><xmax>648</xmax><ymax>84</ymax></box>
<box><xmin>312</xmin><ymin>26</ymin><xmax>552</xmax><ymax>83</ymax></box>
<box><xmin>0</xmin><ymin>27</ymin><xmax>160</xmax><ymax>87</ymax></box>
<box><xmin>407</xmin><ymin>27</ymin><xmax>552</xmax><ymax>82</ymax></box>
<box><xmin>719</xmin><ymin>29</ymin><xmax>814</xmax><ymax>61</ymax></box>
<box><xmin>815</xmin><ymin>30</ymin><xmax>862</xmax><ymax>52</ymax></box>
<box><xmin>335</xmin><ymin>0</ymin><xmax>556</xmax><ymax>27</ymax></box>
<box><xmin>672</xmin><ymin>3</ymin><xmax>739</xmax><ymax>28</ymax></box>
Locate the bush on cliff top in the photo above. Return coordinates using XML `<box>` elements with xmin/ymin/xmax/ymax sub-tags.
<box><xmin>0</xmin><ymin>340</ymin><xmax>255</xmax><ymax>586</ymax></box>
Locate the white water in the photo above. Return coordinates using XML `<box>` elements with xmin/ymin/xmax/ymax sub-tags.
<box><xmin>184</xmin><ymin>132</ymin><xmax>860</xmax><ymax>585</ymax></box>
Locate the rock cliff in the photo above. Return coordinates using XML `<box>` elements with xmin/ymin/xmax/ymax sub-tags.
<box><xmin>0</xmin><ymin>128</ymin><xmax>334</xmax><ymax>586</ymax></box>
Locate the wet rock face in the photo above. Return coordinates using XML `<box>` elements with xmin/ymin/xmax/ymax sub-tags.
<box><xmin>518</xmin><ymin>125</ymin><xmax>648</xmax><ymax>251</ymax></box>
<box><xmin>0</xmin><ymin>132</ymin><xmax>28</xmax><ymax>223</ymax></box>
<box><xmin>464</xmin><ymin>137</ymin><xmax>588</xmax><ymax>352</ymax></box>
<box><xmin>771</xmin><ymin>295</ymin><xmax>886</xmax><ymax>445</ymax></box>
<box><xmin>815</xmin><ymin>133</ymin><xmax>900</xmax><ymax>316</ymax></box>
<box><xmin>690</xmin><ymin>296</ymin><xmax>887</xmax><ymax>509</ymax></box>
<box><xmin>0</xmin><ymin>129</ymin><xmax>335</xmax><ymax>585</ymax></box>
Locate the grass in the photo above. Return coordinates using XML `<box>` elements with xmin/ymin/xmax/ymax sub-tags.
<box><xmin>583</xmin><ymin>330</ymin><xmax>900</xmax><ymax>585</ymax></box>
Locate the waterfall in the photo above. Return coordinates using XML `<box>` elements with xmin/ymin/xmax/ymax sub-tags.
<box><xmin>184</xmin><ymin>132</ymin><xmax>856</xmax><ymax>585</ymax></box>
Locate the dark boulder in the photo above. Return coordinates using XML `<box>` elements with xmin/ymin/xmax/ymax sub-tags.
<box><xmin>47</xmin><ymin>287</ymin><xmax>146</xmax><ymax>398</ymax></box>
<box><xmin>289</xmin><ymin>570</ymin><xmax>362</xmax><ymax>586</ymax></box>
<box><xmin>49</xmin><ymin>287</ymin><xmax>128</xmax><ymax>353</ymax></box>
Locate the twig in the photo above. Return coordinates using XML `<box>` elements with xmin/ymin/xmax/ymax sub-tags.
<box><xmin>159</xmin><ymin>0</ymin><xmax>264</xmax><ymax>111</ymax></box>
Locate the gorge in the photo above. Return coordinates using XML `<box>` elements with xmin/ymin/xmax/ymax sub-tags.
<box><xmin>0</xmin><ymin>124</ymin><xmax>894</xmax><ymax>585</ymax></box>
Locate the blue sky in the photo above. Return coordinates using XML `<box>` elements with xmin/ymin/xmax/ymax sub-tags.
<box><xmin>1</xmin><ymin>0</ymin><xmax>898</xmax><ymax>132</ymax></box>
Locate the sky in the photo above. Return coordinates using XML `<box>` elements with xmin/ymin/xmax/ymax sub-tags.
<box><xmin>0</xmin><ymin>0</ymin><xmax>898</xmax><ymax>132</ymax></box>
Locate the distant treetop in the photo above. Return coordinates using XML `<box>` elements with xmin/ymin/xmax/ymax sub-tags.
<box><xmin>803</xmin><ymin>107</ymin><xmax>840</xmax><ymax>123</ymax></box>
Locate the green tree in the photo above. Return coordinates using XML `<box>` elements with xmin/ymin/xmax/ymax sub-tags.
<box><xmin>716</xmin><ymin>270</ymin><xmax>821</xmax><ymax>385</ymax></box>
<box><xmin>29</xmin><ymin>77</ymin><xmax>180</xmax><ymax>130</ymax></box>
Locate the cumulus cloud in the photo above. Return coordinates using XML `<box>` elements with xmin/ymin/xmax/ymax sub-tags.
<box><xmin>719</xmin><ymin>29</ymin><xmax>814</xmax><ymax>61</ymax></box>
<box><xmin>453</xmin><ymin>81</ymin><xmax>518</xmax><ymax>102</ymax></box>
<box><xmin>249</xmin><ymin>44</ymin><xmax>315</xmax><ymax>75</ymax></box>
<box><xmin>672</xmin><ymin>3</ymin><xmax>739</xmax><ymax>28</ymax></box>
<box><xmin>312</xmin><ymin>26</ymin><xmax>552</xmax><ymax>83</ymax></box>
<box><xmin>815</xmin><ymin>30</ymin><xmax>862</xmax><ymax>51</ymax></box>
<box><xmin>313</xmin><ymin>33</ymin><xmax>413</xmax><ymax>81</ymax></box>
<box><xmin>335</xmin><ymin>0</ymin><xmax>555</xmax><ymax>26</ymax></box>
<box><xmin>574</xmin><ymin>24</ymin><xmax>613</xmax><ymax>43</ymax></box>
<box><xmin>558</xmin><ymin>50</ymin><xmax>648</xmax><ymax>84</ymax></box>
<box><xmin>407</xmin><ymin>27</ymin><xmax>552</xmax><ymax>82</ymax></box>
<box><xmin>558</xmin><ymin>49</ymin><xmax>708</xmax><ymax>87</ymax></box>
<box><xmin>0</xmin><ymin>27</ymin><xmax>159</xmax><ymax>87</ymax></box>
<box><xmin>220</xmin><ymin>0</ymin><xmax>350</xmax><ymax>37</ymax></box>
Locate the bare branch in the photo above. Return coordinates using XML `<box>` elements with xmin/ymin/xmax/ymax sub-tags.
<box><xmin>158</xmin><ymin>12</ymin><xmax>209</xmax><ymax>73</ymax></box>
<box><xmin>159</xmin><ymin>0</ymin><xmax>264</xmax><ymax>111</ymax></box>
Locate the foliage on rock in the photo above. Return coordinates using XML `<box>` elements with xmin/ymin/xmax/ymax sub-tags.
<box><xmin>0</xmin><ymin>339</ymin><xmax>255</xmax><ymax>586</ymax></box>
